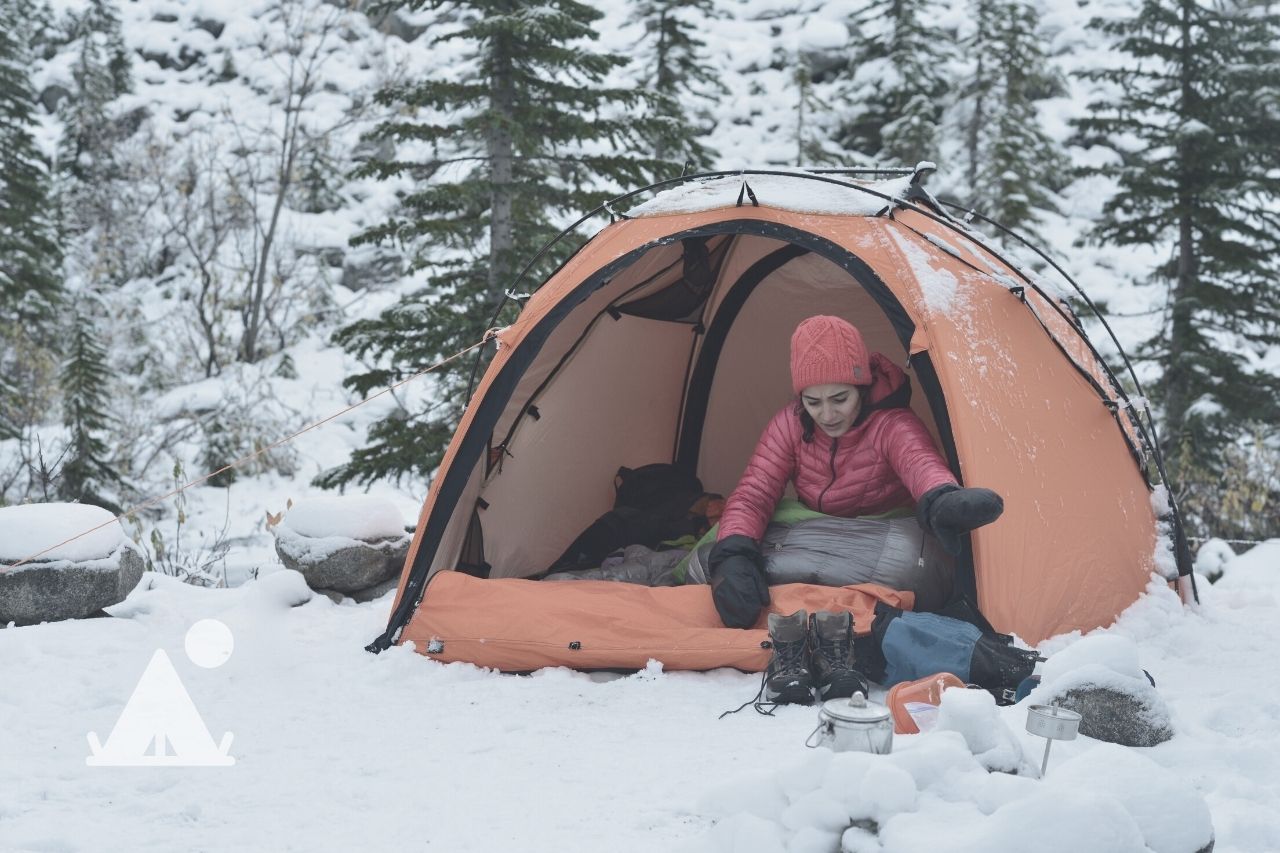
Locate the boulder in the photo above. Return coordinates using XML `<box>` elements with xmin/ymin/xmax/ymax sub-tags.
<box><xmin>1037</xmin><ymin>678</ymin><xmax>1174</xmax><ymax>748</ymax></box>
<box><xmin>0</xmin><ymin>545</ymin><xmax>146</xmax><ymax>626</ymax></box>
<box><xmin>273</xmin><ymin>526</ymin><xmax>409</xmax><ymax>594</ymax></box>
<box><xmin>315</xmin><ymin>574</ymin><xmax>400</xmax><ymax>604</ymax></box>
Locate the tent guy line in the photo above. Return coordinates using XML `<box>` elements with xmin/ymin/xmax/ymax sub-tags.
<box><xmin>0</xmin><ymin>331</ymin><xmax>501</xmax><ymax>573</ymax></box>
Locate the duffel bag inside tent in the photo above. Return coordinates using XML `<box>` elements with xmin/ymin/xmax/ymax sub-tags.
<box><xmin>368</xmin><ymin>168</ymin><xmax>1194</xmax><ymax>670</ymax></box>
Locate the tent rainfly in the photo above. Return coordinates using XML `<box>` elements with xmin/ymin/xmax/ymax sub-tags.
<box><xmin>367</xmin><ymin>168</ymin><xmax>1195</xmax><ymax>672</ymax></box>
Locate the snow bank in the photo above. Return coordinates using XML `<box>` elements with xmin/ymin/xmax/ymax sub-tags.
<box><xmin>692</xmin><ymin>716</ymin><xmax>1210</xmax><ymax>853</ymax></box>
<box><xmin>1039</xmin><ymin>633</ymin><xmax>1144</xmax><ymax>683</ymax></box>
<box><xmin>934</xmin><ymin>688</ymin><xmax>1026</xmax><ymax>773</ymax></box>
<box><xmin>1214</xmin><ymin>539</ymin><xmax>1280</xmax><ymax>589</ymax></box>
<box><xmin>279</xmin><ymin>495</ymin><xmax>407</xmax><ymax>541</ymax></box>
<box><xmin>0</xmin><ymin>503</ymin><xmax>125</xmax><ymax>564</ymax></box>
<box><xmin>629</xmin><ymin>173</ymin><xmax>912</xmax><ymax>218</ymax></box>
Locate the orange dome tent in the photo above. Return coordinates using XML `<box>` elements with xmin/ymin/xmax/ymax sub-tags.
<box><xmin>367</xmin><ymin>168</ymin><xmax>1195</xmax><ymax>670</ymax></box>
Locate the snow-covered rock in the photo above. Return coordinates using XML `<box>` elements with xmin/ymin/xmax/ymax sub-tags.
<box><xmin>272</xmin><ymin>496</ymin><xmax>410</xmax><ymax>594</ymax></box>
<box><xmin>1033</xmin><ymin>635</ymin><xmax>1173</xmax><ymax>747</ymax></box>
<box><xmin>1035</xmin><ymin>676</ymin><xmax>1174</xmax><ymax>748</ymax></box>
<box><xmin>0</xmin><ymin>503</ymin><xmax>126</xmax><ymax>564</ymax></box>
<box><xmin>0</xmin><ymin>504</ymin><xmax>145</xmax><ymax>625</ymax></box>
<box><xmin>1193</xmin><ymin>538</ymin><xmax>1236</xmax><ymax>583</ymax></box>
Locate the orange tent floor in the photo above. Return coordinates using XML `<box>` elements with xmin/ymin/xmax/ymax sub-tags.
<box><xmin>397</xmin><ymin>571</ymin><xmax>915</xmax><ymax>672</ymax></box>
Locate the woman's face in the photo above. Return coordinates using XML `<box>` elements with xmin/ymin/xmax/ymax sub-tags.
<box><xmin>801</xmin><ymin>383</ymin><xmax>862</xmax><ymax>438</ymax></box>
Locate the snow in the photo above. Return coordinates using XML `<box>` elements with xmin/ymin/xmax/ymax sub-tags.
<box><xmin>886</xmin><ymin>226</ymin><xmax>964</xmax><ymax>315</ymax></box>
<box><xmin>1195</xmin><ymin>538</ymin><xmax>1237</xmax><ymax>581</ymax></box>
<box><xmin>934</xmin><ymin>689</ymin><xmax>1026</xmax><ymax>774</ymax></box>
<box><xmin>278</xmin><ymin>494</ymin><xmax>407</xmax><ymax>541</ymax></box>
<box><xmin>153</xmin><ymin>378</ymin><xmax>227</xmax><ymax>418</ymax></box>
<box><xmin>0</xmin><ymin>503</ymin><xmax>125</xmax><ymax>565</ymax></box>
<box><xmin>273</xmin><ymin>495</ymin><xmax>411</xmax><ymax>563</ymax></box>
<box><xmin>629</xmin><ymin>173</ymin><xmax>913</xmax><ymax>218</ymax></box>
<box><xmin>1039</xmin><ymin>632</ymin><xmax>1144</xmax><ymax>683</ymax></box>
<box><xmin>1214</xmin><ymin>539</ymin><xmax>1280</xmax><ymax>589</ymax></box>
<box><xmin>4</xmin><ymin>543</ymin><xmax>1280</xmax><ymax>850</ymax></box>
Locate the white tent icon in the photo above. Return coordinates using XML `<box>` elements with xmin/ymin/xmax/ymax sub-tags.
<box><xmin>87</xmin><ymin>620</ymin><xmax>235</xmax><ymax>767</ymax></box>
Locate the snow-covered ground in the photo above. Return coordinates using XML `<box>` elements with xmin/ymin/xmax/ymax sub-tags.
<box><xmin>2</xmin><ymin>543</ymin><xmax>1278</xmax><ymax>852</ymax></box>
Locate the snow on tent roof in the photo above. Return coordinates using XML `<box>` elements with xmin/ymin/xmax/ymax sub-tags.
<box><xmin>0</xmin><ymin>503</ymin><xmax>124</xmax><ymax>564</ymax></box>
<box><xmin>628</xmin><ymin>172</ymin><xmax>913</xmax><ymax>218</ymax></box>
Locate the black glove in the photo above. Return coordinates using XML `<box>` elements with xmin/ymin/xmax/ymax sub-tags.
<box><xmin>918</xmin><ymin>484</ymin><xmax>1004</xmax><ymax>556</ymax></box>
<box><xmin>708</xmin><ymin>534</ymin><xmax>770</xmax><ymax>629</ymax></box>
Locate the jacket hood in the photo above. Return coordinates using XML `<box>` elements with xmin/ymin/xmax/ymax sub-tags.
<box><xmin>863</xmin><ymin>352</ymin><xmax>912</xmax><ymax>412</ymax></box>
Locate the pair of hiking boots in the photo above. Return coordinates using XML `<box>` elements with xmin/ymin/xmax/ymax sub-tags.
<box><xmin>764</xmin><ymin>609</ymin><xmax>870</xmax><ymax>705</ymax></box>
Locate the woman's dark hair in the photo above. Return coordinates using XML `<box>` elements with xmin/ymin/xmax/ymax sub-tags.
<box><xmin>794</xmin><ymin>386</ymin><xmax>872</xmax><ymax>443</ymax></box>
<box><xmin>795</xmin><ymin>400</ymin><xmax>817</xmax><ymax>443</ymax></box>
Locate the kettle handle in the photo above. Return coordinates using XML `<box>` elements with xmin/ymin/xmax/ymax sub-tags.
<box><xmin>804</xmin><ymin>720</ymin><xmax>830</xmax><ymax>749</ymax></box>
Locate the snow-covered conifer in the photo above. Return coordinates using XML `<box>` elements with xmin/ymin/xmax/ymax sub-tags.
<box><xmin>55</xmin><ymin>0</ymin><xmax>135</xmax><ymax>285</ymax></box>
<box><xmin>322</xmin><ymin>0</ymin><xmax>672</xmax><ymax>488</ymax></box>
<box><xmin>836</xmin><ymin>0</ymin><xmax>952</xmax><ymax>166</ymax></box>
<box><xmin>628</xmin><ymin>0</ymin><xmax>724</xmax><ymax>173</ymax></box>
<box><xmin>58</xmin><ymin>306</ymin><xmax>122</xmax><ymax>509</ymax></box>
<box><xmin>1</xmin><ymin>0</ymin><xmax>62</xmax><ymax>440</ymax></box>
<box><xmin>948</xmin><ymin>0</ymin><xmax>1067</xmax><ymax>236</ymax></box>
<box><xmin>0</xmin><ymin>2</ymin><xmax>62</xmax><ymax>326</ymax></box>
<box><xmin>1073</xmin><ymin>0</ymin><xmax>1280</xmax><ymax>536</ymax></box>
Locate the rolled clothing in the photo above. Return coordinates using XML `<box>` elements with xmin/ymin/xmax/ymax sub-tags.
<box><xmin>543</xmin><ymin>544</ymin><xmax>687</xmax><ymax>587</ymax></box>
<box><xmin>685</xmin><ymin>513</ymin><xmax>953</xmax><ymax>612</ymax></box>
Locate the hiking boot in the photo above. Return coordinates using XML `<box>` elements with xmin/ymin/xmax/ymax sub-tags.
<box><xmin>764</xmin><ymin>610</ymin><xmax>814</xmax><ymax>704</ymax></box>
<box><xmin>810</xmin><ymin>611</ymin><xmax>870</xmax><ymax>701</ymax></box>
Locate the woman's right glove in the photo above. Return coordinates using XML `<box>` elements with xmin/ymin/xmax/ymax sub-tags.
<box><xmin>708</xmin><ymin>534</ymin><xmax>770</xmax><ymax>629</ymax></box>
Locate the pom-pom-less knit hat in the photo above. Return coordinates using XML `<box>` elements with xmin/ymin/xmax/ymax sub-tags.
<box><xmin>790</xmin><ymin>315</ymin><xmax>870</xmax><ymax>394</ymax></box>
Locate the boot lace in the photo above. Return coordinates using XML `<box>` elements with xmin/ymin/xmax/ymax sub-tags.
<box><xmin>814</xmin><ymin>632</ymin><xmax>853</xmax><ymax>670</ymax></box>
<box><xmin>719</xmin><ymin>639</ymin><xmax>806</xmax><ymax>719</ymax></box>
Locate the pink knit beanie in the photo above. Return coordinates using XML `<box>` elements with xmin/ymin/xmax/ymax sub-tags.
<box><xmin>789</xmin><ymin>315</ymin><xmax>870</xmax><ymax>394</ymax></box>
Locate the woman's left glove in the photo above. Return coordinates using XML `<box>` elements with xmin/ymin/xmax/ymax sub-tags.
<box><xmin>918</xmin><ymin>484</ymin><xmax>1004</xmax><ymax>555</ymax></box>
<box><xmin>708</xmin><ymin>535</ymin><xmax>770</xmax><ymax>629</ymax></box>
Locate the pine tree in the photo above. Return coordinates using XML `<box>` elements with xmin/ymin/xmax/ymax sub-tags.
<box><xmin>1073</xmin><ymin>0</ymin><xmax>1280</xmax><ymax>535</ymax></box>
<box><xmin>1</xmin><ymin>1</ymin><xmax>63</xmax><ymax>439</ymax></box>
<box><xmin>58</xmin><ymin>307</ymin><xmax>122</xmax><ymax>509</ymax></box>
<box><xmin>629</xmin><ymin>0</ymin><xmax>723</xmax><ymax>173</ymax></box>
<box><xmin>794</xmin><ymin>63</ymin><xmax>839</xmax><ymax>167</ymax></box>
<box><xmin>56</xmin><ymin>0</ymin><xmax>134</xmax><ymax>284</ymax></box>
<box><xmin>320</xmin><ymin>1</ymin><xmax>670</xmax><ymax>488</ymax></box>
<box><xmin>58</xmin><ymin>0</ymin><xmax>132</xmax><ymax>184</ymax></box>
<box><xmin>0</xmin><ymin>7</ymin><xmax>61</xmax><ymax>324</ymax></box>
<box><xmin>951</xmin><ymin>0</ymin><xmax>1067</xmax><ymax>235</ymax></box>
<box><xmin>837</xmin><ymin>0</ymin><xmax>952</xmax><ymax>166</ymax></box>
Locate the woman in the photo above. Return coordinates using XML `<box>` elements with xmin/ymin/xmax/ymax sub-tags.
<box><xmin>709</xmin><ymin>315</ymin><xmax>1004</xmax><ymax>631</ymax></box>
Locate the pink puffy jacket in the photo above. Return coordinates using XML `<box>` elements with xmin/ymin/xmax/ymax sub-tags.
<box><xmin>717</xmin><ymin>354</ymin><xmax>958</xmax><ymax>542</ymax></box>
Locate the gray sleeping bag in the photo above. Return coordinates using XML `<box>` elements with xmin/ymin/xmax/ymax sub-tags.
<box><xmin>684</xmin><ymin>515</ymin><xmax>954</xmax><ymax>611</ymax></box>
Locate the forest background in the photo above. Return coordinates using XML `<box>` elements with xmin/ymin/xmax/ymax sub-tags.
<box><xmin>1</xmin><ymin>0</ymin><xmax>1276</xmax><ymax>584</ymax></box>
